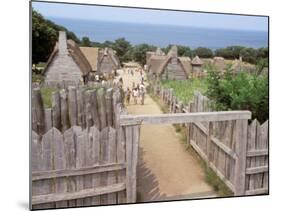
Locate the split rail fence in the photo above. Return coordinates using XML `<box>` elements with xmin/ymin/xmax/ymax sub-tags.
<box><xmin>151</xmin><ymin>83</ymin><xmax>269</xmax><ymax>196</ymax></box>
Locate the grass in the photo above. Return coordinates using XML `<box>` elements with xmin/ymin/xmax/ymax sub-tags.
<box><xmin>40</xmin><ymin>87</ymin><xmax>59</xmax><ymax>108</ymax></box>
<box><xmin>161</xmin><ymin>78</ymin><xmax>207</xmax><ymax>104</ymax></box>
<box><xmin>149</xmin><ymin>89</ymin><xmax>233</xmax><ymax>197</ymax></box>
<box><xmin>188</xmin><ymin>147</ymin><xmax>233</xmax><ymax>197</ymax></box>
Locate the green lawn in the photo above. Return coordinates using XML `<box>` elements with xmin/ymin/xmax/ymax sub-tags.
<box><xmin>161</xmin><ymin>79</ymin><xmax>207</xmax><ymax>104</ymax></box>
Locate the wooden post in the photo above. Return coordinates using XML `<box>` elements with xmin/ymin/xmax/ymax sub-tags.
<box><xmin>125</xmin><ymin>123</ymin><xmax>140</xmax><ymax>203</ymax></box>
<box><xmin>105</xmin><ymin>88</ymin><xmax>113</xmax><ymax>127</ymax></box>
<box><xmin>51</xmin><ymin>91</ymin><xmax>62</xmax><ymax>131</ymax></box>
<box><xmin>234</xmin><ymin>119</ymin><xmax>248</xmax><ymax>196</ymax></box>
<box><xmin>68</xmin><ymin>86</ymin><xmax>78</xmax><ymax>126</ymax></box>
<box><xmin>206</xmin><ymin>122</ymin><xmax>213</xmax><ymax>166</ymax></box>
<box><xmin>32</xmin><ymin>88</ymin><xmax>45</xmax><ymax>135</ymax></box>
<box><xmin>60</xmin><ymin>89</ymin><xmax>70</xmax><ymax>132</ymax></box>
<box><xmin>97</xmin><ymin>88</ymin><xmax>107</xmax><ymax>130</ymax></box>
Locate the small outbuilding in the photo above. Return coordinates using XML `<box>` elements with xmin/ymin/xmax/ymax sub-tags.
<box><xmin>43</xmin><ymin>31</ymin><xmax>92</xmax><ymax>87</ymax></box>
<box><xmin>191</xmin><ymin>56</ymin><xmax>203</xmax><ymax>77</ymax></box>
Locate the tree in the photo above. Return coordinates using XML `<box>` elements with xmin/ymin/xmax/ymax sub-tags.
<box><xmin>112</xmin><ymin>38</ymin><xmax>132</xmax><ymax>63</ymax></box>
<box><xmin>32</xmin><ymin>9</ymin><xmax>81</xmax><ymax>64</ymax></box>
<box><xmin>81</xmin><ymin>36</ymin><xmax>91</xmax><ymax>47</ymax></box>
<box><xmin>177</xmin><ymin>45</ymin><xmax>192</xmax><ymax>57</ymax></box>
<box><xmin>193</xmin><ymin>47</ymin><xmax>213</xmax><ymax>58</ymax></box>
<box><xmin>32</xmin><ymin>9</ymin><xmax>57</xmax><ymax>64</ymax></box>
<box><xmin>132</xmin><ymin>44</ymin><xmax>156</xmax><ymax>66</ymax></box>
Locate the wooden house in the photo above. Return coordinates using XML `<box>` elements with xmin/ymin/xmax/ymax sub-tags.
<box><xmin>191</xmin><ymin>56</ymin><xmax>203</xmax><ymax>77</ymax></box>
<box><xmin>43</xmin><ymin>31</ymin><xmax>92</xmax><ymax>87</ymax></box>
<box><xmin>147</xmin><ymin>45</ymin><xmax>192</xmax><ymax>80</ymax></box>
<box><xmin>98</xmin><ymin>47</ymin><xmax>120</xmax><ymax>75</ymax></box>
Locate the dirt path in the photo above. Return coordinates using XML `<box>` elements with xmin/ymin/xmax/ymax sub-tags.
<box><xmin>117</xmin><ymin>68</ymin><xmax>215</xmax><ymax>202</ymax></box>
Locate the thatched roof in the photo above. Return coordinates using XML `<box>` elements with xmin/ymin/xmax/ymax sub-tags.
<box><xmin>167</xmin><ymin>45</ymin><xmax>178</xmax><ymax>57</ymax></box>
<box><xmin>43</xmin><ymin>31</ymin><xmax>92</xmax><ymax>76</ymax></box>
<box><xmin>191</xmin><ymin>56</ymin><xmax>203</xmax><ymax>65</ymax></box>
<box><xmin>155</xmin><ymin>47</ymin><xmax>165</xmax><ymax>56</ymax></box>
<box><xmin>148</xmin><ymin>55</ymin><xmax>167</xmax><ymax>74</ymax></box>
<box><xmin>213</xmin><ymin>57</ymin><xmax>225</xmax><ymax>71</ymax></box>
<box><xmin>99</xmin><ymin>47</ymin><xmax>120</xmax><ymax>68</ymax></box>
<box><xmin>80</xmin><ymin>47</ymin><xmax>99</xmax><ymax>72</ymax></box>
<box><xmin>179</xmin><ymin>57</ymin><xmax>192</xmax><ymax>75</ymax></box>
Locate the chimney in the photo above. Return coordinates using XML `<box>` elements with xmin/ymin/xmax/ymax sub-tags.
<box><xmin>58</xmin><ymin>31</ymin><xmax>68</xmax><ymax>55</ymax></box>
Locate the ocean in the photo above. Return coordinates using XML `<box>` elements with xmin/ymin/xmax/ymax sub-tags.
<box><xmin>49</xmin><ymin>17</ymin><xmax>268</xmax><ymax>49</ymax></box>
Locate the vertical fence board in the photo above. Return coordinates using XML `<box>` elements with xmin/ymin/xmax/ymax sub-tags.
<box><xmin>60</xmin><ymin>89</ymin><xmax>70</xmax><ymax>132</ymax></box>
<box><xmin>51</xmin><ymin>91</ymin><xmax>62</xmax><ymax>131</ymax></box>
<box><xmin>68</xmin><ymin>87</ymin><xmax>78</xmax><ymax>126</ymax></box>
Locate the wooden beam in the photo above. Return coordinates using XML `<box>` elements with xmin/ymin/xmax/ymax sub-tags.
<box><xmin>211</xmin><ymin>137</ymin><xmax>238</xmax><ymax>160</ymax></box>
<box><xmin>194</xmin><ymin>122</ymin><xmax>208</xmax><ymax>135</ymax></box>
<box><xmin>247</xmin><ymin>149</ymin><xmax>268</xmax><ymax>157</ymax></box>
<box><xmin>245</xmin><ymin>188</ymin><xmax>268</xmax><ymax>195</ymax></box>
<box><xmin>246</xmin><ymin>166</ymin><xmax>268</xmax><ymax>175</ymax></box>
<box><xmin>120</xmin><ymin>111</ymin><xmax>251</xmax><ymax>126</ymax></box>
<box><xmin>32</xmin><ymin>163</ymin><xmax>125</xmax><ymax>181</ymax></box>
<box><xmin>32</xmin><ymin>183</ymin><xmax>126</xmax><ymax>205</ymax></box>
<box><xmin>190</xmin><ymin>139</ymin><xmax>207</xmax><ymax>161</ymax></box>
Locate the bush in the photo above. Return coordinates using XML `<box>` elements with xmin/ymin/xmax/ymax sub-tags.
<box><xmin>206</xmin><ymin>67</ymin><xmax>268</xmax><ymax>122</ymax></box>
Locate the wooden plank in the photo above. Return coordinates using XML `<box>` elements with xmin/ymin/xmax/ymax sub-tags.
<box><xmin>51</xmin><ymin>91</ymin><xmax>62</xmax><ymax>131</ymax></box>
<box><xmin>116</xmin><ymin>104</ymin><xmax>126</xmax><ymax>204</ymax></box>
<box><xmin>131</xmin><ymin>125</ymin><xmax>140</xmax><ymax>203</ymax></box>
<box><xmin>32</xmin><ymin>163</ymin><xmax>125</xmax><ymax>181</ymax></box>
<box><xmin>76</xmin><ymin>88</ymin><xmax>85</xmax><ymax>129</ymax></box>
<box><xmin>31</xmin><ymin>131</ymin><xmax>44</xmax><ymax>209</ymax></box>
<box><xmin>247</xmin><ymin>149</ymin><xmax>268</xmax><ymax>157</ymax></box>
<box><xmin>262</xmin><ymin>120</ymin><xmax>269</xmax><ymax>191</ymax></box>
<box><xmin>210</xmin><ymin>137</ymin><xmax>238</xmax><ymax>160</ymax></box>
<box><xmin>190</xmin><ymin>139</ymin><xmax>207</xmax><ymax>162</ymax></box>
<box><xmin>107</xmin><ymin>127</ymin><xmax>117</xmax><ymax>204</ymax></box>
<box><xmin>246</xmin><ymin>166</ymin><xmax>268</xmax><ymax>175</ymax></box>
<box><xmin>120</xmin><ymin>111</ymin><xmax>251</xmax><ymax>126</ymax></box>
<box><xmin>60</xmin><ymin>89</ymin><xmax>70</xmax><ymax>132</ymax></box>
<box><xmin>90</xmin><ymin>126</ymin><xmax>101</xmax><ymax>205</ymax></box>
<box><xmin>36</xmin><ymin>128</ymin><xmax>56</xmax><ymax>208</ymax></box>
<box><xmin>125</xmin><ymin>126</ymin><xmax>133</xmax><ymax>203</ymax></box>
<box><xmin>44</xmin><ymin>108</ymin><xmax>52</xmax><ymax>131</ymax></box>
<box><xmin>105</xmin><ymin>89</ymin><xmax>113</xmax><ymax>127</ymax></box>
<box><xmin>100</xmin><ymin>127</ymin><xmax>109</xmax><ymax>204</ymax></box>
<box><xmin>234</xmin><ymin>119</ymin><xmax>248</xmax><ymax>196</ymax></box>
<box><xmin>32</xmin><ymin>183</ymin><xmax>126</xmax><ymax>205</ymax></box>
<box><xmin>84</xmin><ymin>91</ymin><xmax>93</xmax><ymax>128</ymax></box>
<box><xmin>32</xmin><ymin>88</ymin><xmax>45</xmax><ymax>135</ymax></box>
<box><xmin>97</xmin><ymin>88</ymin><xmax>107</xmax><ymax>130</ymax></box>
<box><xmin>68</xmin><ymin>86</ymin><xmax>78</xmax><ymax>126</ymax></box>
<box><xmin>75</xmin><ymin>127</ymin><xmax>86</xmax><ymax>206</ymax></box>
<box><xmin>64</xmin><ymin>127</ymin><xmax>77</xmax><ymax>207</ymax></box>
<box><xmin>194</xmin><ymin>122</ymin><xmax>208</xmax><ymax>135</ymax></box>
<box><xmin>209</xmin><ymin>162</ymin><xmax>235</xmax><ymax>192</ymax></box>
<box><xmin>247</xmin><ymin>119</ymin><xmax>257</xmax><ymax>190</ymax></box>
<box><xmin>52</xmin><ymin>128</ymin><xmax>67</xmax><ymax>208</ymax></box>
<box><xmin>245</xmin><ymin>188</ymin><xmax>268</xmax><ymax>196</ymax></box>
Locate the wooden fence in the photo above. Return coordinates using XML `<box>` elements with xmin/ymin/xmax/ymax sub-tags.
<box><xmin>31</xmin><ymin>86</ymin><xmax>140</xmax><ymax>209</ymax></box>
<box><xmin>151</xmin><ymin>83</ymin><xmax>269</xmax><ymax>196</ymax></box>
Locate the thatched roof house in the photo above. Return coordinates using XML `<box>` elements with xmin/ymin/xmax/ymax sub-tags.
<box><xmin>147</xmin><ymin>45</ymin><xmax>192</xmax><ymax>80</ymax></box>
<box><xmin>43</xmin><ymin>31</ymin><xmax>92</xmax><ymax>86</ymax></box>
<box><xmin>79</xmin><ymin>47</ymin><xmax>99</xmax><ymax>72</ymax></box>
<box><xmin>98</xmin><ymin>47</ymin><xmax>120</xmax><ymax>74</ymax></box>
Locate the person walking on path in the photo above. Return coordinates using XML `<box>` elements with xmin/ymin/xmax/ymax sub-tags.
<box><xmin>139</xmin><ymin>86</ymin><xmax>145</xmax><ymax>105</ymax></box>
<box><xmin>132</xmin><ymin>87</ymin><xmax>139</xmax><ymax>105</ymax></box>
<box><xmin>125</xmin><ymin>87</ymin><xmax>131</xmax><ymax>105</ymax></box>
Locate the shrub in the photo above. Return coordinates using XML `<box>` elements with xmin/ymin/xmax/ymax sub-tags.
<box><xmin>206</xmin><ymin>67</ymin><xmax>268</xmax><ymax>122</ymax></box>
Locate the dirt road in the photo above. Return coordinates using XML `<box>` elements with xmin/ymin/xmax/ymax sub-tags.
<box><xmin>117</xmin><ymin>68</ymin><xmax>215</xmax><ymax>202</ymax></box>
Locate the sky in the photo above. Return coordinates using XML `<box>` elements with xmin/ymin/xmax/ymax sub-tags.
<box><xmin>32</xmin><ymin>1</ymin><xmax>268</xmax><ymax>31</ymax></box>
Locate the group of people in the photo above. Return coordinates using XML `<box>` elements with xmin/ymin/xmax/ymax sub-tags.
<box><xmin>125</xmin><ymin>82</ymin><xmax>146</xmax><ymax>105</ymax></box>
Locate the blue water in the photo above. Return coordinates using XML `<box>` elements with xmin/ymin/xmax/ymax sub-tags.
<box><xmin>49</xmin><ymin>17</ymin><xmax>268</xmax><ymax>49</ymax></box>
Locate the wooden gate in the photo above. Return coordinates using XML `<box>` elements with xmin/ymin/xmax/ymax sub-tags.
<box><xmin>119</xmin><ymin>110</ymin><xmax>259</xmax><ymax>196</ymax></box>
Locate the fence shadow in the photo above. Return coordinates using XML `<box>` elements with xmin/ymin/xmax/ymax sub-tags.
<box><xmin>136</xmin><ymin>147</ymin><xmax>167</xmax><ymax>202</ymax></box>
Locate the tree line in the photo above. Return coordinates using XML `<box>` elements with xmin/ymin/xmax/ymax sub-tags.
<box><xmin>32</xmin><ymin>9</ymin><xmax>268</xmax><ymax>68</ymax></box>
